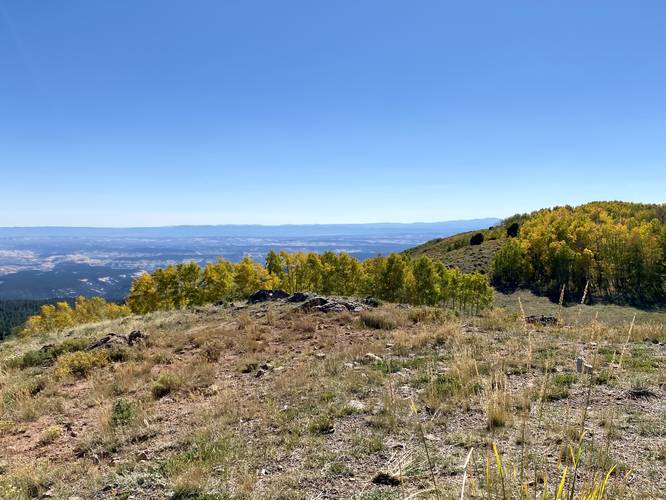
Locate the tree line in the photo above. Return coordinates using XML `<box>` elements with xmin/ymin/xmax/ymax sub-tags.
<box><xmin>21</xmin><ymin>297</ymin><xmax>131</xmax><ymax>336</ymax></box>
<box><xmin>0</xmin><ymin>299</ymin><xmax>60</xmax><ymax>340</ymax></box>
<box><xmin>492</xmin><ymin>201</ymin><xmax>666</xmax><ymax>305</ymax></box>
<box><xmin>17</xmin><ymin>252</ymin><xmax>493</xmax><ymax>336</ymax></box>
<box><xmin>127</xmin><ymin>251</ymin><xmax>493</xmax><ymax>315</ymax></box>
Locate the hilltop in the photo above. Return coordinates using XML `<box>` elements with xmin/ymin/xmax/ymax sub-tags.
<box><xmin>406</xmin><ymin>201</ymin><xmax>666</xmax><ymax>307</ymax></box>
<box><xmin>1</xmin><ymin>292</ymin><xmax>664</xmax><ymax>498</ymax></box>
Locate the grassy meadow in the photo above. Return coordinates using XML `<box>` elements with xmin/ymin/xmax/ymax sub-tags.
<box><xmin>0</xmin><ymin>293</ymin><xmax>664</xmax><ymax>498</ymax></box>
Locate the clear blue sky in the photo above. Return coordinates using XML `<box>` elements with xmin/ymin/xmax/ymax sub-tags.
<box><xmin>1</xmin><ymin>1</ymin><xmax>664</xmax><ymax>226</ymax></box>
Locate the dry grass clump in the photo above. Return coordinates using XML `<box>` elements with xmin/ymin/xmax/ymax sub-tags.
<box><xmin>360</xmin><ymin>310</ymin><xmax>405</xmax><ymax>330</ymax></box>
<box><xmin>74</xmin><ymin>398</ymin><xmax>152</xmax><ymax>461</ymax></box>
<box><xmin>200</xmin><ymin>339</ymin><xmax>224</xmax><ymax>362</ymax></box>
<box><xmin>38</xmin><ymin>425</ymin><xmax>62</xmax><ymax>446</ymax></box>
<box><xmin>483</xmin><ymin>373</ymin><xmax>513</xmax><ymax>431</ymax></box>
<box><xmin>0</xmin><ymin>462</ymin><xmax>54</xmax><ymax>499</ymax></box>
<box><xmin>293</xmin><ymin>316</ymin><xmax>317</xmax><ymax>333</ymax></box>
<box><xmin>406</xmin><ymin>306</ymin><xmax>451</xmax><ymax>324</ymax></box>
<box><xmin>392</xmin><ymin>320</ymin><xmax>461</xmax><ymax>351</ymax></box>
<box><xmin>1</xmin><ymin>380</ymin><xmax>63</xmax><ymax>422</ymax></box>
<box><xmin>473</xmin><ymin>307</ymin><xmax>520</xmax><ymax>332</ymax></box>
<box><xmin>236</xmin><ymin>312</ymin><xmax>258</xmax><ymax>332</ymax></box>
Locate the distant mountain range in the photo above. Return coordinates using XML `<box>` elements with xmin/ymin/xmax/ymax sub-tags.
<box><xmin>0</xmin><ymin>219</ymin><xmax>500</xmax><ymax>238</ymax></box>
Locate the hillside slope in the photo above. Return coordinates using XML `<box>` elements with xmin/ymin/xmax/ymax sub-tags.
<box><xmin>406</xmin><ymin>235</ymin><xmax>503</xmax><ymax>274</ymax></box>
<box><xmin>1</xmin><ymin>298</ymin><xmax>664</xmax><ymax>498</ymax></box>
<box><xmin>404</xmin><ymin>222</ymin><xmax>508</xmax><ymax>274</ymax></box>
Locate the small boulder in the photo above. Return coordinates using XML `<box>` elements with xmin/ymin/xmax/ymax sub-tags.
<box><xmin>365</xmin><ymin>353</ymin><xmax>382</xmax><ymax>363</ymax></box>
<box><xmin>302</xmin><ymin>296</ymin><xmax>369</xmax><ymax>313</ymax></box>
<box><xmin>301</xmin><ymin>296</ymin><xmax>330</xmax><ymax>311</ymax></box>
<box><xmin>372</xmin><ymin>472</ymin><xmax>401</xmax><ymax>486</ymax></box>
<box><xmin>127</xmin><ymin>330</ymin><xmax>146</xmax><ymax>345</ymax></box>
<box><xmin>255</xmin><ymin>362</ymin><xmax>273</xmax><ymax>378</ymax></box>
<box><xmin>575</xmin><ymin>357</ymin><xmax>593</xmax><ymax>374</ymax></box>
<box><xmin>85</xmin><ymin>330</ymin><xmax>146</xmax><ymax>351</ymax></box>
<box><xmin>247</xmin><ymin>289</ymin><xmax>289</xmax><ymax>304</ymax></box>
<box><xmin>526</xmin><ymin>315</ymin><xmax>559</xmax><ymax>326</ymax></box>
<box><xmin>319</xmin><ymin>302</ymin><xmax>349</xmax><ymax>313</ymax></box>
<box><xmin>85</xmin><ymin>333</ymin><xmax>128</xmax><ymax>351</ymax></box>
<box><xmin>287</xmin><ymin>292</ymin><xmax>314</xmax><ymax>302</ymax></box>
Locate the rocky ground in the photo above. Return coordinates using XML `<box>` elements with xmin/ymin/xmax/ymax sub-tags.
<box><xmin>0</xmin><ymin>295</ymin><xmax>664</xmax><ymax>499</ymax></box>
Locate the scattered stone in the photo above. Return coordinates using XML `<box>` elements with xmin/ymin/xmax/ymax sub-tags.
<box><xmin>85</xmin><ymin>331</ymin><xmax>146</xmax><ymax>351</ymax></box>
<box><xmin>301</xmin><ymin>296</ymin><xmax>370</xmax><ymax>313</ymax></box>
<box><xmin>204</xmin><ymin>384</ymin><xmax>221</xmax><ymax>396</ymax></box>
<box><xmin>372</xmin><ymin>472</ymin><xmax>402</xmax><ymax>486</ymax></box>
<box><xmin>127</xmin><ymin>330</ymin><xmax>147</xmax><ymax>345</ymax></box>
<box><xmin>317</xmin><ymin>422</ymin><xmax>335</xmax><ymax>434</ymax></box>
<box><xmin>347</xmin><ymin>399</ymin><xmax>366</xmax><ymax>412</ymax></box>
<box><xmin>247</xmin><ymin>289</ymin><xmax>289</xmax><ymax>304</ymax></box>
<box><xmin>314</xmin><ymin>352</ymin><xmax>326</xmax><ymax>359</ymax></box>
<box><xmin>240</xmin><ymin>362</ymin><xmax>258</xmax><ymax>374</ymax></box>
<box><xmin>628</xmin><ymin>386</ymin><xmax>656</xmax><ymax>399</ymax></box>
<box><xmin>575</xmin><ymin>357</ymin><xmax>593</xmax><ymax>374</ymax></box>
<box><xmin>526</xmin><ymin>315</ymin><xmax>559</xmax><ymax>326</ymax></box>
<box><xmin>364</xmin><ymin>353</ymin><xmax>382</xmax><ymax>363</ymax></box>
<box><xmin>255</xmin><ymin>363</ymin><xmax>273</xmax><ymax>378</ymax></box>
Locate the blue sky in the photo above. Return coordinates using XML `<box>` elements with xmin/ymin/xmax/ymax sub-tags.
<box><xmin>1</xmin><ymin>1</ymin><xmax>664</xmax><ymax>226</ymax></box>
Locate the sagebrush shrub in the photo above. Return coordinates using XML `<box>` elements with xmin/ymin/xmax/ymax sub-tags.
<box><xmin>53</xmin><ymin>350</ymin><xmax>109</xmax><ymax>379</ymax></box>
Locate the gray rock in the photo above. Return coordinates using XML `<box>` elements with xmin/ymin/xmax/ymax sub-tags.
<box><xmin>365</xmin><ymin>353</ymin><xmax>382</xmax><ymax>363</ymax></box>
<box><xmin>301</xmin><ymin>296</ymin><xmax>369</xmax><ymax>313</ymax></box>
<box><xmin>247</xmin><ymin>289</ymin><xmax>289</xmax><ymax>304</ymax></box>
<box><xmin>575</xmin><ymin>357</ymin><xmax>593</xmax><ymax>374</ymax></box>
<box><xmin>85</xmin><ymin>330</ymin><xmax>146</xmax><ymax>351</ymax></box>
<box><xmin>526</xmin><ymin>315</ymin><xmax>559</xmax><ymax>326</ymax></box>
<box><xmin>301</xmin><ymin>296</ymin><xmax>330</xmax><ymax>310</ymax></box>
<box><xmin>287</xmin><ymin>292</ymin><xmax>314</xmax><ymax>302</ymax></box>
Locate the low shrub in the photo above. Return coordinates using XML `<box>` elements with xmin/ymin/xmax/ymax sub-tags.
<box><xmin>151</xmin><ymin>372</ymin><xmax>182</xmax><ymax>399</ymax></box>
<box><xmin>9</xmin><ymin>338</ymin><xmax>89</xmax><ymax>369</ymax></box>
<box><xmin>110</xmin><ymin>398</ymin><xmax>135</xmax><ymax>427</ymax></box>
<box><xmin>470</xmin><ymin>233</ymin><xmax>485</xmax><ymax>246</ymax></box>
<box><xmin>53</xmin><ymin>350</ymin><xmax>109</xmax><ymax>379</ymax></box>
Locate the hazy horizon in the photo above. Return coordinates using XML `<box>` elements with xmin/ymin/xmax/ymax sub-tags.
<box><xmin>0</xmin><ymin>218</ymin><xmax>499</xmax><ymax>230</ymax></box>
